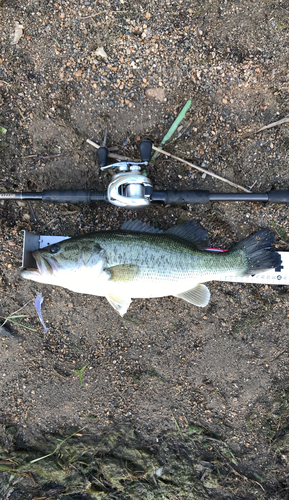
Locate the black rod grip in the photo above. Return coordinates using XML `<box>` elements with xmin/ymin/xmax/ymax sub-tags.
<box><xmin>267</xmin><ymin>190</ymin><xmax>289</xmax><ymax>204</ymax></box>
<box><xmin>41</xmin><ymin>190</ymin><xmax>107</xmax><ymax>203</ymax></box>
<box><xmin>151</xmin><ymin>190</ymin><xmax>210</xmax><ymax>204</ymax></box>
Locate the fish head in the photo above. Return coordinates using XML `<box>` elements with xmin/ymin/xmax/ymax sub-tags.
<box><xmin>21</xmin><ymin>236</ymin><xmax>106</xmax><ymax>286</ymax></box>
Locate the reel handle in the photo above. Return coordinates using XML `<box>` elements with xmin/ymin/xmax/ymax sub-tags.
<box><xmin>97</xmin><ymin>147</ymin><xmax>109</xmax><ymax>168</ymax></box>
<box><xmin>139</xmin><ymin>140</ymin><xmax>152</xmax><ymax>163</ymax></box>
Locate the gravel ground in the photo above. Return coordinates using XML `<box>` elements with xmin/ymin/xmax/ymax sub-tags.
<box><xmin>1</xmin><ymin>0</ymin><xmax>289</xmax><ymax>499</ymax></box>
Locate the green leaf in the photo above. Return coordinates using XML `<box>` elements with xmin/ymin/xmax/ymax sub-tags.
<box><xmin>187</xmin><ymin>424</ymin><xmax>204</xmax><ymax>435</ymax></box>
<box><xmin>9</xmin><ymin>321</ymin><xmax>37</xmax><ymax>331</ymax></box>
<box><xmin>253</xmin><ymin>472</ymin><xmax>264</xmax><ymax>483</ymax></box>
<box><xmin>7</xmin><ymin>315</ymin><xmax>28</xmax><ymax>319</ymax></box>
<box><xmin>74</xmin><ymin>364</ymin><xmax>88</xmax><ymax>387</ymax></box>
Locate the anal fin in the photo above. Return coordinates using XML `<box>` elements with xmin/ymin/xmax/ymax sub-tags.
<box><xmin>175</xmin><ymin>284</ymin><xmax>210</xmax><ymax>307</ymax></box>
<box><xmin>106</xmin><ymin>293</ymin><xmax>132</xmax><ymax>316</ymax></box>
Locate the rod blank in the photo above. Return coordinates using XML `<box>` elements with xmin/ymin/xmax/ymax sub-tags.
<box><xmin>0</xmin><ymin>189</ymin><xmax>289</xmax><ymax>205</ymax></box>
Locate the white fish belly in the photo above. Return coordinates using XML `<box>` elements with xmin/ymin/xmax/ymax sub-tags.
<box><xmin>87</xmin><ymin>271</ymin><xmax>233</xmax><ymax>299</ymax></box>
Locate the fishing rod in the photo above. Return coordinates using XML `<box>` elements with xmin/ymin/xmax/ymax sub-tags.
<box><xmin>1</xmin><ymin>140</ymin><xmax>289</xmax><ymax>208</ymax></box>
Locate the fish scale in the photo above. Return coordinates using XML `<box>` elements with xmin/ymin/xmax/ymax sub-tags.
<box><xmin>100</xmin><ymin>232</ymin><xmax>247</xmax><ymax>282</ymax></box>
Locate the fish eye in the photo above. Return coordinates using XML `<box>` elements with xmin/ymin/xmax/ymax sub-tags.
<box><xmin>49</xmin><ymin>244</ymin><xmax>60</xmax><ymax>254</ymax></box>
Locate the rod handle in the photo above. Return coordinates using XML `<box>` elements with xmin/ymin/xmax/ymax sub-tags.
<box><xmin>267</xmin><ymin>190</ymin><xmax>289</xmax><ymax>204</ymax></box>
<box><xmin>152</xmin><ymin>190</ymin><xmax>210</xmax><ymax>204</ymax></box>
<box><xmin>42</xmin><ymin>190</ymin><xmax>107</xmax><ymax>203</ymax></box>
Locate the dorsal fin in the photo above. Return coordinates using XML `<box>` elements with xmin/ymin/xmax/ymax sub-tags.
<box><xmin>165</xmin><ymin>221</ymin><xmax>210</xmax><ymax>248</ymax></box>
<box><xmin>121</xmin><ymin>219</ymin><xmax>163</xmax><ymax>234</ymax></box>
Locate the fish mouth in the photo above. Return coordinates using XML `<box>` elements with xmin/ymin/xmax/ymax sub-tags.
<box><xmin>21</xmin><ymin>267</ymin><xmax>41</xmax><ymax>279</ymax></box>
<box><xmin>32</xmin><ymin>251</ymin><xmax>59</xmax><ymax>276</ymax></box>
<box><xmin>21</xmin><ymin>252</ymin><xmax>59</xmax><ymax>281</ymax></box>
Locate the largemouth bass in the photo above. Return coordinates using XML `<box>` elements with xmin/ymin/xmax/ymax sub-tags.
<box><xmin>21</xmin><ymin>220</ymin><xmax>281</xmax><ymax>316</ymax></box>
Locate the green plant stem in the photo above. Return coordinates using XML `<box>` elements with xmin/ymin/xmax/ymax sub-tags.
<box><xmin>170</xmin><ymin>410</ymin><xmax>185</xmax><ymax>441</ymax></box>
<box><xmin>0</xmin><ymin>299</ymin><xmax>36</xmax><ymax>332</ymax></box>
<box><xmin>74</xmin><ymin>364</ymin><xmax>88</xmax><ymax>387</ymax></box>
<box><xmin>151</xmin><ymin>99</ymin><xmax>191</xmax><ymax>160</ymax></box>
<box><xmin>29</xmin><ymin>427</ymin><xmax>86</xmax><ymax>464</ymax></box>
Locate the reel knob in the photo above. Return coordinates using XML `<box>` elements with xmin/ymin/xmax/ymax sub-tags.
<box><xmin>97</xmin><ymin>147</ymin><xmax>109</xmax><ymax>169</ymax></box>
<box><xmin>139</xmin><ymin>140</ymin><xmax>152</xmax><ymax>163</ymax></box>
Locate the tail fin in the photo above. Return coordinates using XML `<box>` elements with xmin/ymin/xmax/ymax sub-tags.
<box><xmin>233</xmin><ymin>229</ymin><xmax>281</xmax><ymax>275</ymax></box>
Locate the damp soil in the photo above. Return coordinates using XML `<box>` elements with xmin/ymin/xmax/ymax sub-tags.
<box><xmin>0</xmin><ymin>0</ymin><xmax>289</xmax><ymax>498</ymax></box>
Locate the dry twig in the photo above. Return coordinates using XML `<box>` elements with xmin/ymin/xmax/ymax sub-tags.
<box><xmin>152</xmin><ymin>145</ymin><xmax>251</xmax><ymax>193</ymax></box>
<box><xmin>87</xmin><ymin>139</ymin><xmax>251</xmax><ymax>191</ymax></box>
<box><xmin>256</xmin><ymin>116</ymin><xmax>289</xmax><ymax>133</ymax></box>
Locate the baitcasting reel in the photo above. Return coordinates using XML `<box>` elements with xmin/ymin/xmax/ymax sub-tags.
<box><xmin>97</xmin><ymin>140</ymin><xmax>153</xmax><ymax>208</ymax></box>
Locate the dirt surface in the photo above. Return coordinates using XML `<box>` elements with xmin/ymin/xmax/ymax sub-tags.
<box><xmin>1</xmin><ymin>0</ymin><xmax>289</xmax><ymax>498</ymax></box>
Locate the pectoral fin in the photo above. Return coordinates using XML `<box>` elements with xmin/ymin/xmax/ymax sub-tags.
<box><xmin>106</xmin><ymin>293</ymin><xmax>132</xmax><ymax>316</ymax></box>
<box><xmin>107</xmin><ymin>264</ymin><xmax>139</xmax><ymax>282</ymax></box>
<box><xmin>175</xmin><ymin>284</ymin><xmax>210</xmax><ymax>307</ymax></box>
